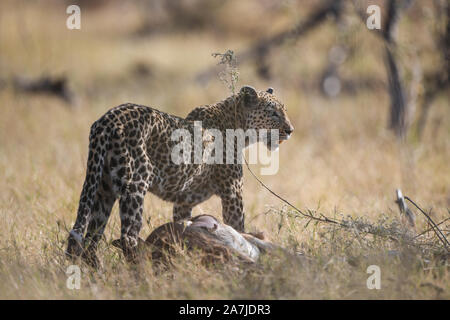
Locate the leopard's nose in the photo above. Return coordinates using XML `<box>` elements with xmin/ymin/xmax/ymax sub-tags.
<box><xmin>285</xmin><ymin>125</ymin><xmax>294</xmax><ymax>135</ymax></box>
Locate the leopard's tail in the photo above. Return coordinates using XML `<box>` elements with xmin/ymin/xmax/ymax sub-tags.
<box><xmin>66</xmin><ymin>120</ymin><xmax>109</xmax><ymax>257</ymax></box>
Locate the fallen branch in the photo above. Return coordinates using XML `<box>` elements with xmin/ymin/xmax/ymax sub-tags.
<box><xmin>13</xmin><ymin>75</ymin><xmax>75</xmax><ymax>105</ymax></box>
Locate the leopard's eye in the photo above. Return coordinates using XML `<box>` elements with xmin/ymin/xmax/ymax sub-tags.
<box><xmin>271</xmin><ymin>111</ymin><xmax>279</xmax><ymax>118</ymax></box>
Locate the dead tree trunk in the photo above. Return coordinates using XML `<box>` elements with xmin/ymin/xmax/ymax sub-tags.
<box><xmin>383</xmin><ymin>0</ymin><xmax>415</xmax><ymax>139</ymax></box>
<box><xmin>416</xmin><ymin>1</ymin><xmax>449</xmax><ymax>139</ymax></box>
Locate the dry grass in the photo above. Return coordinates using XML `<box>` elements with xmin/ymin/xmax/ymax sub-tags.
<box><xmin>0</xmin><ymin>0</ymin><xmax>448</xmax><ymax>299</ymax></box>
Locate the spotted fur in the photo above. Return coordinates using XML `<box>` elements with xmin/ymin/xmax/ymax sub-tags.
<box><xmin>66</xmin><ymin>86</ymin><xmax>293</xmax><ymax>265</ymax></box>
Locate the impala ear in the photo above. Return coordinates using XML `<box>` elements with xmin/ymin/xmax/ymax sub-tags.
<box><xmin>266</xmin><ymin>87</ymin><xmax>274</xmax><ymax>94</ymax></box>
<box><xmin>240</xmin><ymin>85</ymin><xmax>258</xmax><ymax>107</ymax></box>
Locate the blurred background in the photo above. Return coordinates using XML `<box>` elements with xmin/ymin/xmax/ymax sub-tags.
<box><xmin>0</xmin><ymin>0</ymin><xmax>448</xmax><ymax>299</ymax></box>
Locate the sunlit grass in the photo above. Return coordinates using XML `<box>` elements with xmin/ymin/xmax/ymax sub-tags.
<box><xmin>0</xmin><ymin>0</ymin><xmax>448</xmax><ymax>299</ymax></box>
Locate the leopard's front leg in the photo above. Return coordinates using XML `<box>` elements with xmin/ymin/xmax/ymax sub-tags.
<box><xmin>218</xmin><ymin>175</ymin><xmax>245</xmax><ymax>232</ymax></box>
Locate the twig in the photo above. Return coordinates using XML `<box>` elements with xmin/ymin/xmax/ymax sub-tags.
<box><xmin>404</xmin><ymin>196</ymin><xmax>450</xmax><ymax>249</ymax></box>
<box><xmin>243</xmin><ymin>157</ymin><xmax>339</xmax><ymax>225</ymax></box>
<box><xmin>415</xmin><ymin>217</ymin><xmax>450</xmax><ymax>238</ymax></box>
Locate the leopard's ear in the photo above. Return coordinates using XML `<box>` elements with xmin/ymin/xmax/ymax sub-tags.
<box><xmin>240</xmin><ymin>85</ymin><xmax>258</xmax><ymax>107</ymax></box>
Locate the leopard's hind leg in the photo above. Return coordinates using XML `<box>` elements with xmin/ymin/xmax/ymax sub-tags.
<box><xmin>82</xmin><ymin>172</ymin><xmax>116</xmax><ymax>268</ymax></box>
<box><xmin>111</xmin><ymin>140</ymin><xmax>152</xmax><ymax>263</ymax></box>
<box><xmin>66</xmin><ymin>121</ymin><xmax>108</xmax><ymax>260</ymax></box>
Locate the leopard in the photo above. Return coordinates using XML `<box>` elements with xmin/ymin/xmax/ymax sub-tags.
<box><xmin>65</xmin><ymin>85</ymin><xmax>294</xmax><ymax>266</ymax></box>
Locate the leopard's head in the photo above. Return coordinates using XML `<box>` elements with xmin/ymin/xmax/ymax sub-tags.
<box><xmin>240</xmin><ymin>85</ymin><xmax>294</xmax><ymax>150</ymax></box>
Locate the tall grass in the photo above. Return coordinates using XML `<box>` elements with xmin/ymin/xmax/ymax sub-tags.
<box><xmin>0</xmin><ymin>0</ymin><xmax>448</xmax><ymax>299</ymax></box>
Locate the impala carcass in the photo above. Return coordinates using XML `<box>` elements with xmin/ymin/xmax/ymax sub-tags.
<box><xmin>112</xmin><ymin>214</ymin><xmax>280</xmax><ymax>266</ymax></box>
